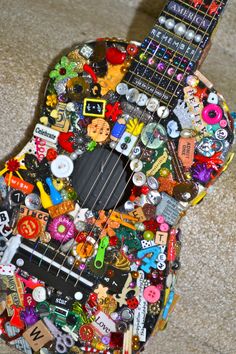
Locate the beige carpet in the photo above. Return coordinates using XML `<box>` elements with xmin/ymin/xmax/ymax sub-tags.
<box><xmin>0</xmin><ymin>1</ymin><xmax>236</xmax><ymax>353</ymax></box>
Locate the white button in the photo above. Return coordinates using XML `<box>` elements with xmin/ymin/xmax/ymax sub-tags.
<box><xmin>116</xmin><ymin>83</ymin><xmax>128</xmax><ymax>95</ymax></box>
<box><xmin>147</xmin><ymin>176</ymin><xmax>159</xmax><ymax>190</ymax></box>
<box><xmin>130</xmin><ymin>159</ymin><xmax>143</xmax><ymax>172</ymax></box>
<box><xmin>132</xmin><ymin>172</ymin><xmax>146</xmax><ymax>186</ymax></box>
<box><xmin>157</xmin><ymin>106</ymin><xmax>170</xmax><ymax>118</ymax></box>
<box><xmin>207</xmin><ymin>92</ymin><xmax>219</xmax><ymax>105</ymax></box>
<box><xmin>158</xmin><ymin>253</ymin><xmax>166</xmax><ymax>262</ymax></box>
<box><xmin>51</xmin><ymin>155</ymin><xmax>74</xmax><ymax>178</ymax></box>
<box><xmin>74</xmin><ymin>291</ymin><xmax>83</xmax><ymax>301</ymax></box>
<box><xmin>32</xmin><ymin>286</ymin><xmax>47</xmax><ymax>302</ymax></box>
<box><xmin>146</xmin><ymin>98</ymin><xmax>160</xmax><ymax>112</ymax></box>
<box><xmin>136</xmin><ymin>93</ymin><xmax>148</xmax><ymax>107</ymax></box>
<box><xmin>126</xmin><ymin>88</ymin><xmax>139</xmax><ymax>103</ymax></box>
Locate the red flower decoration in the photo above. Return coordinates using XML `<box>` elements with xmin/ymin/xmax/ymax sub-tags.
<box><xmin>6</xmin><ymin>158</ymin><xmax>20</xmax><ymax>172</ymax></box>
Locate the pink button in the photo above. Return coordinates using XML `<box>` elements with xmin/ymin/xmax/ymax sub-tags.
<box><xmin>160</xmin><ymin>223</ymin><xmax>169</xmax><ymax>232</ymax></box>
<box><xmin>156</xmin><ymin>215</ymin><xmax>165</xmax><ymax>224</ymax></box>
<box><xmin>219</xmin><ymin>119</ymin><xmax>227</xmax><ymax>128</ymax></box>
<box><xmin>143</xmin><ymin>285</ymin><xmax>160</xmax><ymax>303</ymax></box>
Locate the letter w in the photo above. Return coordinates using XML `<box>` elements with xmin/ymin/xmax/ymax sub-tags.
<box><xmin>30</xmin><ymin>326</ymin><xmax>44</xmax><ymax>341</ymax></box>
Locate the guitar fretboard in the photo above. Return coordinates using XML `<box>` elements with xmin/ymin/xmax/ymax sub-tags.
<box><xmin>123</xmin><ymin>0</ymin><xmax>228</xmax><ymax>111</ymax></box>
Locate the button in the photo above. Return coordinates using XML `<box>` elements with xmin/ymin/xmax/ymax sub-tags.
<box><xmin>160</xmin><ymin>223</ymin><xmax>169</xmax><ymax>232</ymax></box>
<box><xmin>147</xmin><ymin>190</ymin><xmax>161</xmax><ymax>205</ymax></box>
<box><xmin>79</xmin><ymin>324</ymin><xmax>94</xmax><ymax>341</ymax></box>
<box><xmin>74</xmin><ymin>291</ymin><xmax>83</xmax><ymax>301</ymax></box>
<box><xmin>17</xmin><ymin>216</ymin><xmax>41</xmax><ymax>239</ymax></box>
<box><xmin>143</xmin><ymin>285</ymin><xmax>160</xmax><ymax>303</ymax></box>
<box><xmin>16</xmin><ymin>258</ymin><xmax>24</xmax><ymax>267</ymax></box>
<box><xmin>9</xmin><ymin>190</ymin><xmax>25</xmax><ymax>205</ymax></box>
<box><xmin>141</xmin><ymin>123</ymin><xmax>166</xmax><ymax>149</ymax></box>
<box><xmin>120</xmin><ymin>308</ymin><xmax>133</xmax><ymax>321</ymax></box>
<box><xmin>25</xmin><ymin>193</ymin><xmax>42</xmax><ymax>210</ymax></box>
<box><xmin>102</xmin><ymin>336</ymin><xmax>110</xmax><ymax>345</ymax></box>
<box><xmin>158</xmin><ymin>253</ymin><xmax>166</xmax><ymax>262</ymax></box>
<box><xmin>146</xmin><ymin>98</ymin><xmax>159</xmax><ymax>112</ymax></box>
<box><xmin>136</xmin><ymin>93</ymin><xmax>148</xmax><ymax>107</ymax></box>
<box><xmin>51</xmin><ymin>155</ymin><xmax>74</xmax><ymax>178</ymax></box>
<box><xmin>215</xmin><ymin>128</ymin><xmax>228</xmax><ymax>140</ymax></box>
<box><xmin>157</xmin><ymin>106</ymin><xmax>170</xmax><ymax>118</ymax></box>
<box><xmin>116</xmin><ymin>83</ymin><xmax>128</xmax><ymax>95</ymax></box>
<box><xmin>132</xmin><ymin>172</ymin><xmax>146</xmax><ymax>186</ymax></box>
<box><xmin>126</xmin><ymin>88</ymin><xmax>139</xmax><ymax>103</ymax></box>
<box><xmin>147</xmin><ymin>176</ymin><xmax>159</xmax><ymax>190</ymax></box>
<box><xmin>130</xmin><ymin>159</ymin><xmax>143</xmax><ymax>172</ymax></box>
<box><xmin>32</xmin><ymin>286</ymin><xmax>46</xmax><ymax>302</ymax></box>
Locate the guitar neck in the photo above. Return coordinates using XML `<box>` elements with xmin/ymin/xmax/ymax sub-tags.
<box><xmin>123</xmin><ymin>0</ymin><xmax>228</xmax><ymax>111</ymax></box>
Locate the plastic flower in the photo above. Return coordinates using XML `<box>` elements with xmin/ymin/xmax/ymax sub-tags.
<box><xmin>46</xmin><ymin>94</ymin><xmax>58</xmax><ymax>107</ymax></box>
<box><xmin>0</xmin><ymin>155</ymin><xmax>27</xmax><ymax>184</ymax></box>
<box><xmin>49</xmin><ymin>56</ymin><xmax>77</xmax><ymax>82</ymax></box>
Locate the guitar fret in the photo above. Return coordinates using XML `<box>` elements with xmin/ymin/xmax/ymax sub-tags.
<box><xmin>132</xmin><ymin>57</ymin><xmax>181</xmax><ymax>85</ymax></box>
<box><xmin>128</xmin><ymin>69</ymin><xmax>179</xmax><ymax>97</ymax></box>
<box><xmin>177</xmin><ymin>0</ymin><xmax>212</xmax><ymax>18</ymax></box>
<box><xmin>164</xmin><ymin>0</ymin><xmax>215</xmax><ymax>32</ymax></box>
<box><xmin>149</xmin><ymin>27</ymin><xmax>202</xmax><ymax>62</ymax></box>
<box><xmin>161</xmin><ymin>9</ymin><xmax>206</xmax><ymax>34</ymax></box>
<box><xmin>154</xmin><ymin>23</ymin><xmax>201</xmax><ymax>47</ymax></box>
<box><xmin>141</xmin><ymin>43</ymin><xmax>188</xmax><ymax>73</ymax></box>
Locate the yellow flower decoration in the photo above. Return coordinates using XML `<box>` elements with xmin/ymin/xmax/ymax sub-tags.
<box><xmin>46</xmin><ymin>94</ymin><xmax>58</xmax><ymax>107</ymax></box>
<box><xmin>126</xmin><ymin>118</ymin><xmax>144</xmax><ymax>136</ymax></box>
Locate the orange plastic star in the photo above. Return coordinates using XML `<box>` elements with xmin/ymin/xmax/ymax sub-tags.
<box><xmin>194</xmin><ymin>86</ymin><xmax>208</xmax><ymax>100</ymax></box>
<box><xmin>158</xmin><ymin>173</ymin><xmax>178</xmax><ymax>195</ymax></box>
<box><xmin>89</xmin><ymin>210</ymin><xmax>120</xmax><ymax>238</ymax></box>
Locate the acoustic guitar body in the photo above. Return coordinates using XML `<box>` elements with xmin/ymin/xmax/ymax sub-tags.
<box><xmin>0</xmin><ymin>1</ymin><xmax>234</xmax><ymax>354</ymax></box>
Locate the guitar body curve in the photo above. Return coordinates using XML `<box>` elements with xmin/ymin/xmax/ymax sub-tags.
<box><xmin>0</xmin><ymin>37</ymin><xmax>234</xmax><ymax>354</ymax></box>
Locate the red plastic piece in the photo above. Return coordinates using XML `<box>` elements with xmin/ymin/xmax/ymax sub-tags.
<box><xmin>58</xmin><ymin>132</ymin><xmax>75</xmax><ymax>153</ymax></box>
<box><xmin>106</xmin><ymin>47</ymin><xmax>126</xmax><ymax>65</ymax></box>
<box><xmin>105</xmin><ymin>102</ymin><xmax>123</xmax><ymax>122</ymax></box>
<box><xmin>83</xmin><ymin>63</ymin><xmax>97</xmax><ymax>83</ymax></box>
<box><xmin>167</xmin><ymin>229</ymin><xmax>177</xmax><ymax>262</ymax></box>
<box><xmin>46</xmin><ymin>148</ymin><xmax>58</xmax><ymax>161</ymax></box>
<box><xmin>10</xmin><ymin>305</ymin><xmax>25</xmax><ymax>330</ymax></box>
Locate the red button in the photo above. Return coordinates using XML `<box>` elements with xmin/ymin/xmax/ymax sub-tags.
<box><xmin>79</xmin><ymin>324</ymin><xmax>94</xmax><ymax>341</ymax></box>
<box><xmin>143</xmin><ymin>285</ymin><xmax>160</xmax><ymax>303</ymax></box>
<box><xmin>17</xmin><ymin>216</ymin><xmax>41</xmax><ymax>239</ymax></box>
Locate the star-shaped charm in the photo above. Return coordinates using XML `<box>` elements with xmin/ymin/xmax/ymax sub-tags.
<box><xmin>158</xmin><ymin>173</ymin><xmax>178</xmax><ymax>195</ymax></box>
<box><xmin>94</xmin><ymin>284</ymin><xmax>108</xmax><ymax>299</ymax></box>
<box><xmin>194</xmin><ymin>86</ymin><xmax>208</xmax><ymax>100</ymax></box>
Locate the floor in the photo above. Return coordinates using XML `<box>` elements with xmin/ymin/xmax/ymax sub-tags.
<box><xmin>0</xmin><ymin>1</ymin><xmax>235</xmax><ymax>353</ymax></box>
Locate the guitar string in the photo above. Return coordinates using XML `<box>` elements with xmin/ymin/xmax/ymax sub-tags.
<box><xmin>69</xmin><ymin>0</ymin><xmax>224</xmax><ymax>286</ymax></box>
<box><xmin>61</xmin><ymin>0</ymin><xmax>225</xmax><ymax>283</ymax></box>
<box><xmin>37</xmin><ymin>38</ymin><xmax>158</xmax><ymax>267</ymax></box>
<box><xmin>40</xmin><ymin>0</ymin><xmax>224</xmax><ymax>277</ymax></box>
<box><xmin>53</xmin><ymin>0</ymin><xmax>207</xmax><ymax>276</ymax></box>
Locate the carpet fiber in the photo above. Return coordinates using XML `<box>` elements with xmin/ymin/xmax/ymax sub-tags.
<box><xmin>0</xmin><ymin>1</ymin><xmax>235</xmax><ymax>353</ymax></box>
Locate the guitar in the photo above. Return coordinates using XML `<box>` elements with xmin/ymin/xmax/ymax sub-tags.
<box><xmin>0</xmin><ymin>0</ymin><xmax>234</xmax><ymax>353</ymax></box>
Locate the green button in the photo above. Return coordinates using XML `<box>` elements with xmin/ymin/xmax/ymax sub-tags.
<box><xmin>141</xmin><ymin>123</ymin><xmax>166</xmax><ymax>149</ymax></box>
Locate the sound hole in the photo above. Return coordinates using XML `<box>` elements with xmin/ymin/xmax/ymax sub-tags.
<box><xmin>71</xmin><ymin>147</ymin><xmax>132</xmax><ymax>210</ymax></box>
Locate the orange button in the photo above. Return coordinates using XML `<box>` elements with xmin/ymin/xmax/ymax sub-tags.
<box><xmin>17</xmin><ymin>216</ymin><xmax>41</xmax><ymax>239</ymax></box>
